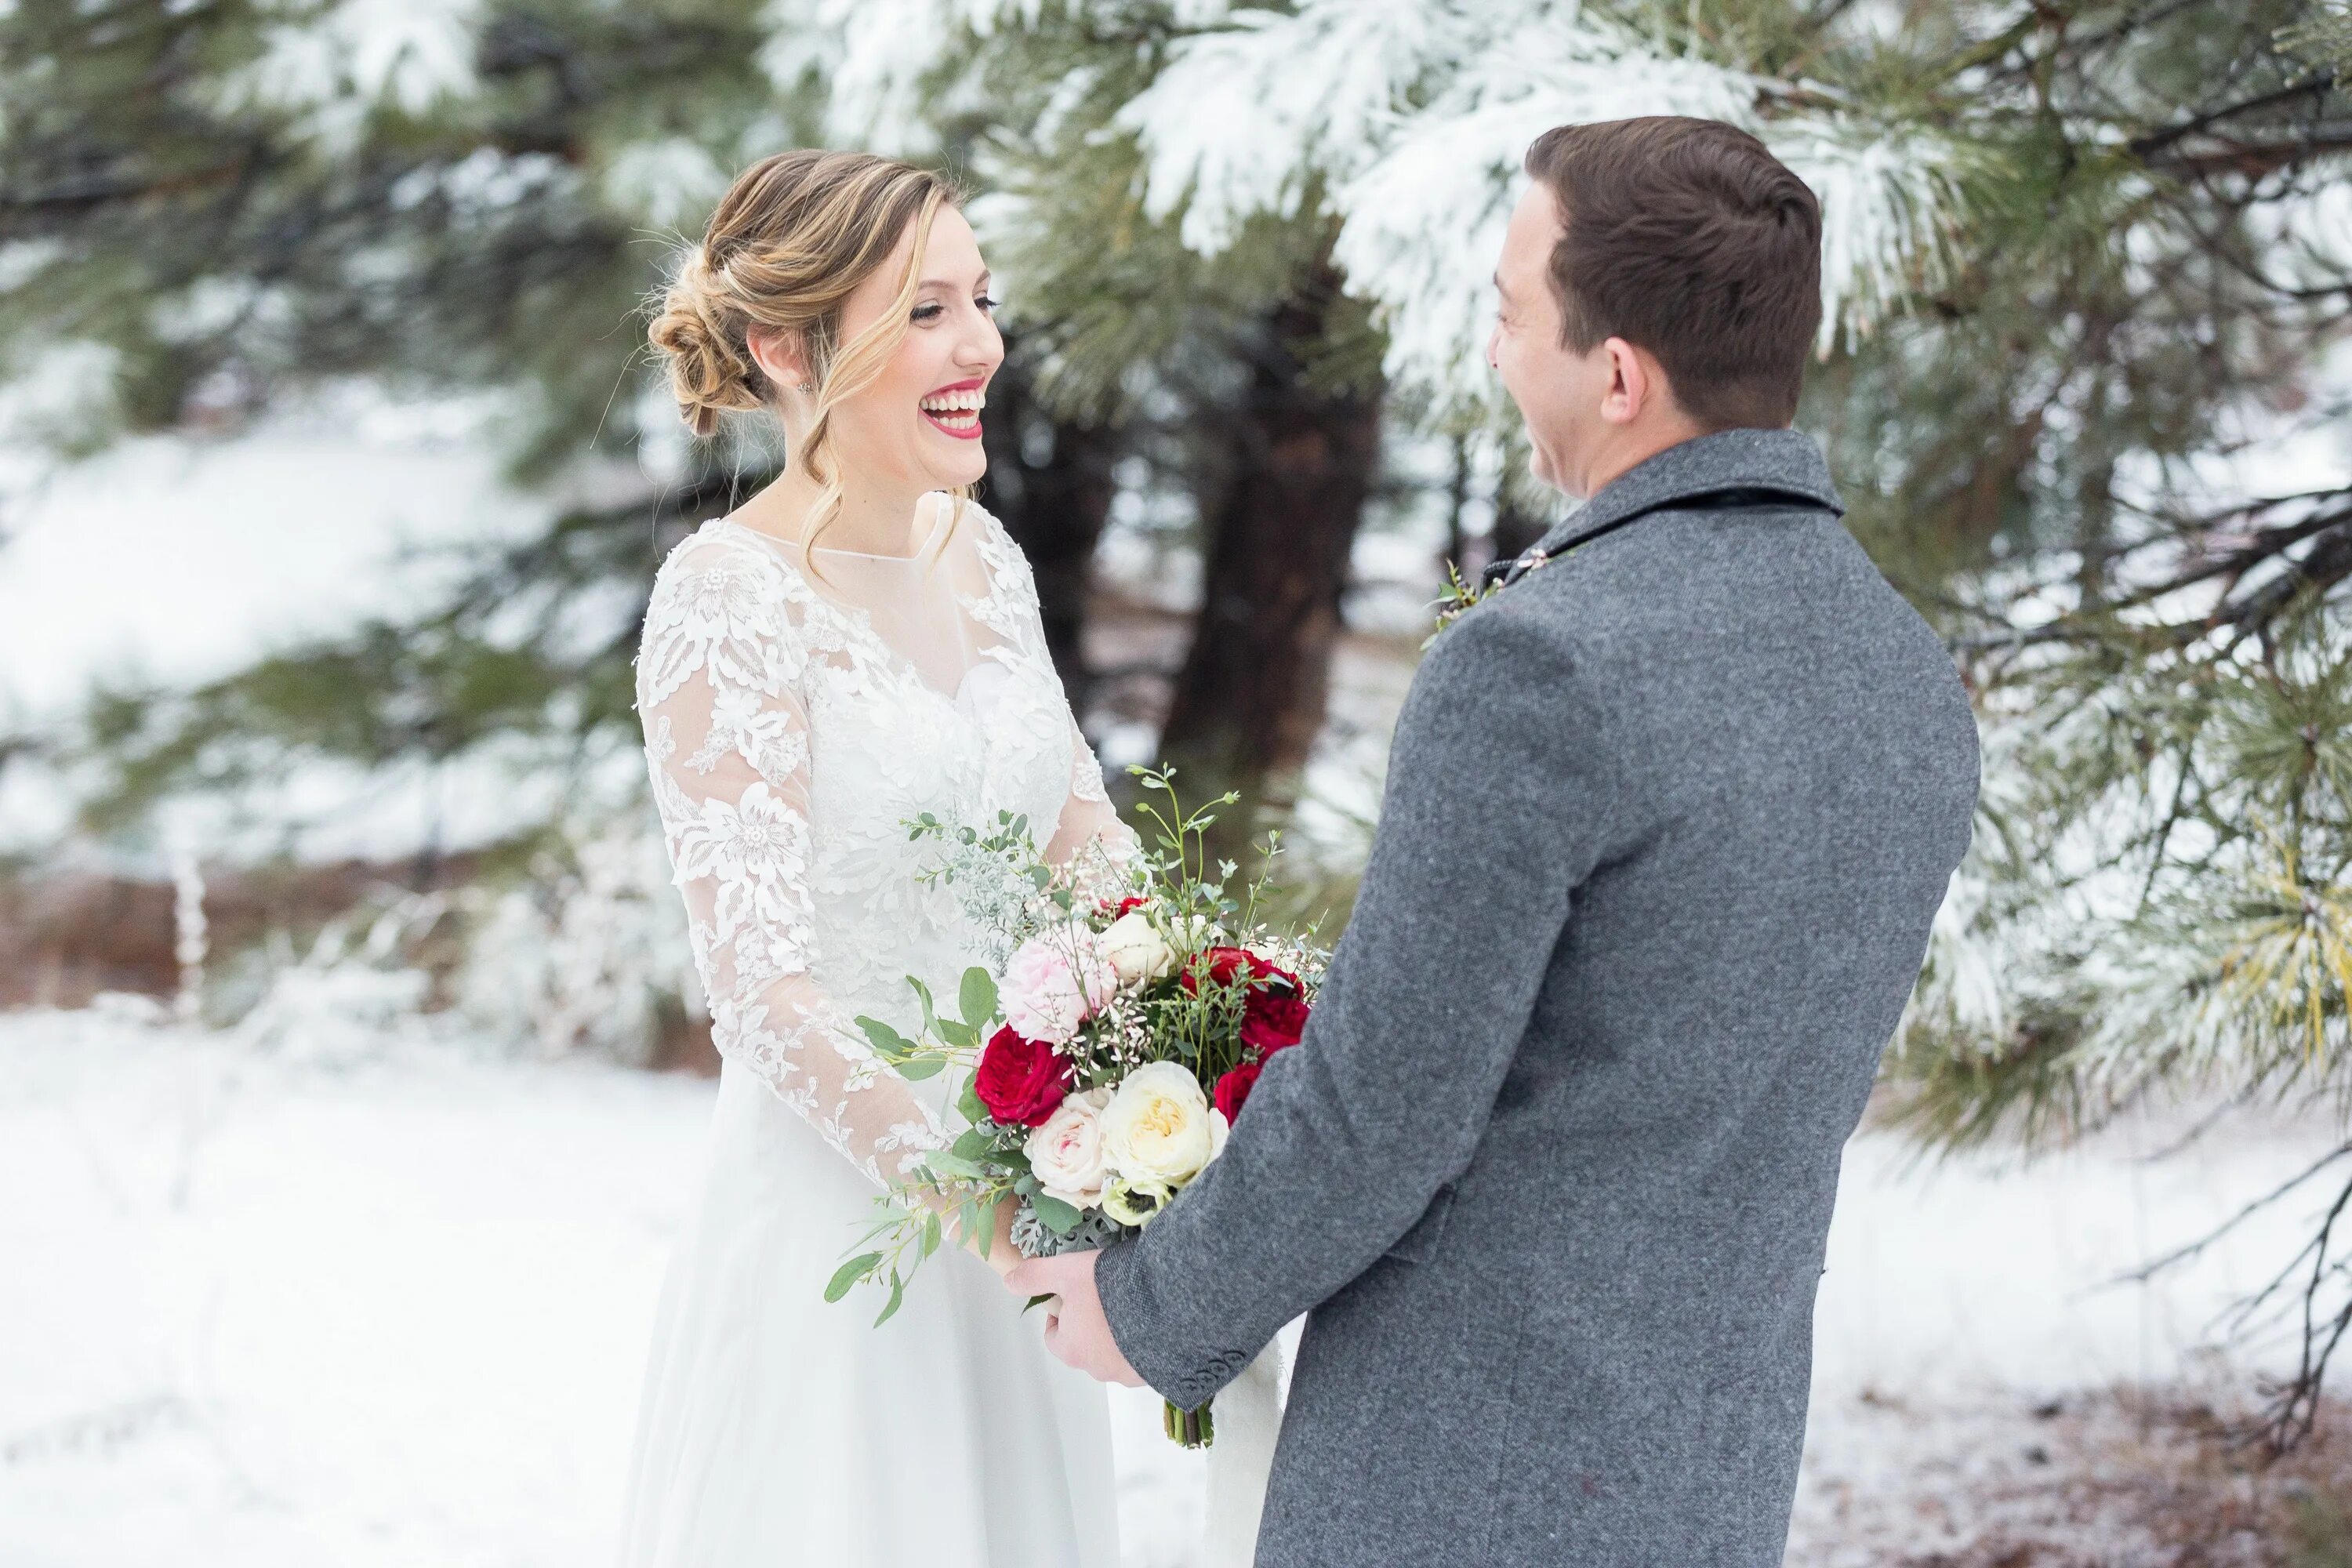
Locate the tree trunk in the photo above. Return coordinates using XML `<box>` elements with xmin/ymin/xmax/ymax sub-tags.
<box><xmin>1442</xmin><ymin>433</ymin><xmax>1475</xmax><ymax>583</ymax></box>
<box><xmin>980</xmin><ymin>355</ymin><xmax>1120</xmax><ymax>710</ymax></box>
<box><xmin>1493</xmin><ymin>485</ymin><xmax>1548</xmax><ymax>568</ymax></box>
<box><xmin>1158</xmin><ymin>284</ymin><xmax>1382</xmax><ymax>843</ymax></box>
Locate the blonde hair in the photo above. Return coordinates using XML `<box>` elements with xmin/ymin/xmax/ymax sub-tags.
<box><xmin>648</xmin><ymin>150</ymin><xmax>963</xmax><ymax>557</ymax></box>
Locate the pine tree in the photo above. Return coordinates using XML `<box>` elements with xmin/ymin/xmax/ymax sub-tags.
<box><xmin>5</xmin><ymin>0</ymin><xmax>1978</xmax><ymax>837</ymax></box>
<box><xmin>0</xmin><ymin>0</ymin><xmax>1120</xmax><ymax>839</ymax></box>
<box><xmin>1834</xmin><ymin>0</ymin><xmax>2352</xmax><ymax>1447</ymax></box>
<box><xmin>39</xmin><ymin>16</ymin><xmax>2352</xmax><ymax>1417</ymax></box>
<box><xmin>804</xmin><ymin>0</ymin><xmax>1981</xmax><ymax>837</ymax></box>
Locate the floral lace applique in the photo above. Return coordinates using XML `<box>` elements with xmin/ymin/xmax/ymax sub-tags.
<box><xmin>633</xmin><ymin>503</ymin><xmax>1138</xmax><ymax>1188</ymax></box>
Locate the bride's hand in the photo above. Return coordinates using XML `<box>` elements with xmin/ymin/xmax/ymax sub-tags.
<box><xmin>973</xmin><ymin>1195</ymin><xmax>1022</xmax><ymax>1283</ymax></box>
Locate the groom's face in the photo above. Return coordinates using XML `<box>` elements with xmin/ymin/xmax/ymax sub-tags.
<box><xmin>1488</xmin><ymin>183</ymin><xmax>1613</xmax><ymax>497</ymax></box>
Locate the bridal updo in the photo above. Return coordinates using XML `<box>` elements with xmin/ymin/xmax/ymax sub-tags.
<box><xmin>648</xmin><ymin>147</ymin><xmax>959</xmax><ymax>446</ymax></box>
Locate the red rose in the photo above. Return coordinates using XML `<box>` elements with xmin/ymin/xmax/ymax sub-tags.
<box><xmin>1097</xmin><ymin>894</ymin><xmax>1150</xmax><ymax>916</ymax></box>
<box><xmin>1182</xmin><ymin>946</ymin><xmax>1281</xmax><ymax>995</ymax></box>
<box><xmin>1240</xmin><ymin>987</ymin><xmax>1309</xmax><ymax>1054</ymax></box>
<box><xmin>1215</xmin><ymin>982</ymin><xmax>1308</xmax><ymax>1123</ymax></box>
<box><xmin>1213</xmin><ymin>1058</ymin><xmax>1262</xmax><ymax>1122</ymax></box>
<box><xmin>974</xmin><ymin>1025</ymin><xmax>1071</xmax><ymax>1127</ymax></box>
<box><xmin>1188</xmin><ymin>947</ymin><xmax>1308</xmax><ymax>1123</ymax></box>
<box><xmin>1251</xmin><ymin>959</ymin><xmax>1308</xmax><ymax>992</ymax></box>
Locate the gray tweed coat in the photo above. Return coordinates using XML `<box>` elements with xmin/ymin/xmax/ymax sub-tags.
<box><xmin>1094</xmin><ymin>427</ymin><xmax>1980</xmax><ymax>1566</ymax></box>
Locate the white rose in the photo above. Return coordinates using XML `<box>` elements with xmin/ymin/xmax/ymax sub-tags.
<box><xmin>1024</xmin><ymin>1087</ymin><xmax>1113</xmax><ymax>1208</ymax></box>
<box><xmin>1099</xmin><ymin>909</ymin><xmax>1176</xmax><ymax>988</ymax></box>
<box><xmin>1101</xmin><ymin>1062</ymin><xmax>1218</xmax><ymax>1188</ymax></box>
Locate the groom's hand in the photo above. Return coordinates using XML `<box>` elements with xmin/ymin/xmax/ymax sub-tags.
<box><xmin>1005</xmin><ymin>1251</ymin><xmax>1145</xmax><ymax>1388</ymax></box>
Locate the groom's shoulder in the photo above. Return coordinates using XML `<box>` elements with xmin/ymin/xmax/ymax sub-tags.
<box><xmin>1441</xmin><ymin>496</ymin><xmax>1871</xmax><ymax>701</ymax></box>
<box><xmin>1525</xmin><ymin>487</ymin><xmax>1879</xmax><ymax>643</ymax></box>
<box><xmin>1414</xmin><ymin>576</ymin><xmax>1602</xmax><ymax>715</ymax></box>
<box><xmin>1452</xmin><ymin>527</ymin><xmax>1684</xmax><ymax>664</ymax></box>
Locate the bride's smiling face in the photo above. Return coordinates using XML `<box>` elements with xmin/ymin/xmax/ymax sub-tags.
<box><xmin>819</xmin><ymin>205</ymin><xmax>1004</xmax><ymax>495</ymax></box>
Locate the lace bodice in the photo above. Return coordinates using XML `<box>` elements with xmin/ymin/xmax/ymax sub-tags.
<box><xmin>635</xmin><ymin>494</ymin><xmax>1138</xmax><ymax>1188</ymax></box>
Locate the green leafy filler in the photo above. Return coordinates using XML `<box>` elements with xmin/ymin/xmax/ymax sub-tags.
<box><xmin>1424</xmin><ymin>546</ymin><xmax>1560</xmax><ymax>648</ymax></box>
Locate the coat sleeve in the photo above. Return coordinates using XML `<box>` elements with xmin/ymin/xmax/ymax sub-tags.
<box><xmin>1093</xmin><ymin>596</ymin><xmax>1624</xmax><ymax>1409</ymax></box>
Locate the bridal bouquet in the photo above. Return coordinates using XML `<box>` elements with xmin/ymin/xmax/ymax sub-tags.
<box><xmin>827</xmin><ymin>768</ymin><xmax>1326</xmax><ymax>1447</ymax></box>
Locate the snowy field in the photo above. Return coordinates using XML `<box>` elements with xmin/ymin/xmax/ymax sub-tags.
<box><xmin>2</xmin><ymin>1004</ymin><xmax>2340</xmax><ymax>1568</ymax></box>
<box><xmin>9</xmin><ymin>416</ymin><xmax>2352</xmax><ymax>1565</ymax></box>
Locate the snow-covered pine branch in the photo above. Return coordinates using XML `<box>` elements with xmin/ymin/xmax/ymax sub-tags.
<box><xmin>784</xmin><ymin>0</ymin><xmax>1974</xmax><ymax>410</ymax></box>
<box><xmin>1114</xmin><ymin>0</ymin><xmax>1972</xmax><ymax>406</ymax></box>
<box><xmin>216</xmin><ymin>0</ymin><xmax>485</xmax><ymax>149</ymax></box>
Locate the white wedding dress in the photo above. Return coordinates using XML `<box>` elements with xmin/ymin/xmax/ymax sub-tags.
<box><xmin>619</xmin><ymin>492</ymin><xmax>1134</xmax><ymax>1567</ymax></box>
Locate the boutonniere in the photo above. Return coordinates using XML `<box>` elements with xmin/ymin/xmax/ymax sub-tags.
<box><xmin>1422</xmin><ymin>548</ymin><xmax>1555</xmax><ymax>649</ymax></box>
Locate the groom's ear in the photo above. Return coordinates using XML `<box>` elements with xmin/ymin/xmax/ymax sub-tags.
<box><xmin>1597</xmin><ymin>336</ymin><xmax>1665</xmax><ymax>427</ymax></box>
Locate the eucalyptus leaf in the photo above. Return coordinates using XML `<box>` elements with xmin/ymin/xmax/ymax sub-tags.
<box><xmin>825</xmin><ymin>1252</ymin><xmax>883</xmax><ymax>1304</ymax></box>
<box><xmin>875</xmin><ymin>1276</ymin><xmax>905</xmax><ymax>1327</ymax></box>
<box><xmin>924</xmin><ymin>1150</ymin><xmax>988</xmax><ymax>1180</ymax></box>
<box><xmin>855</xmin><ymin>1017</ymin><xmax>912</xmax><ymax>1059</ymax></box>
<box><xmin>907</xmin><ymin>976</ymin><xmax>939</xmax><ymax>1036</ymax></box>
<box><xmin>1033</xmin><ymin>1193</ymin><xmax>1082</xmax><ymax>1236</ymax></box>
<box><xmin>959</xmin><ymin>967</ymin><xmax>998</xmax><ymax>1031</ymax></box>
<box><xmin>895</xmin><ymin>1056</ymin><xmax>946</xmax><ymax>1081</ymax></box>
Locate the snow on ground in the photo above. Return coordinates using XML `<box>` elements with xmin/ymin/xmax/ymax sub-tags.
<box><xmin>2</xmin><ymin>1006</ymin><xmax>2341</xmax><ymax>1567</ymax></box>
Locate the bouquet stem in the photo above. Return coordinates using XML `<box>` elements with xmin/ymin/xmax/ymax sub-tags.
<box><xmin>1163</xmin><ymin>1397</ymin><xmax>1214</xmax><ymax>1449</ymax></box>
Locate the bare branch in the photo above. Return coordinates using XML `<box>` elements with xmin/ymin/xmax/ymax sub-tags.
<box><xmin>2127</xmin><ymin>71</ymin><xmax>2340</xmax><ymax>160</ymax></box>
<box><xmin>2107</xmin><ymin>1138</ymin><xmax>2352</xmax><ymax>1285</ymax></box>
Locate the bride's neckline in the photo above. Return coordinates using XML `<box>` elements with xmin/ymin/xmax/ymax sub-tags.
<box><xmin>717</xmin><ymin>491</ymin><xmax>956</xmax><ymax>563</ymax></box>
<box><xmin>706</xmin><ymin>496</ymin><xmax>1000</xmax><ymax>710</ymax></box>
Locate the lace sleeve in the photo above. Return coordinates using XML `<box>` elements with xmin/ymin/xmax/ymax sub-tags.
<box><xmin>962</xmin><ymin>501</ymin><xmax>1142</xmax><ymax>892</ymax></box>
<box><xmin>1044</xmin><ymin>713</ymin><xmax>1142</xmax><ymax>901</ymax></box>
<box><xmin>637</xmin><ymin>535</ymin><xmax>947</xmax><ymax>1189</ymax></box>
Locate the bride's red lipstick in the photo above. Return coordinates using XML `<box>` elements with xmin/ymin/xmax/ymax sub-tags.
<box><xmin>920</xmin><ymin>377</ymin><xmax>986</xmax><ymax>441</ymax></box>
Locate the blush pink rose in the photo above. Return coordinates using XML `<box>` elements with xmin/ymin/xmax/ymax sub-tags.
<box><xmin>1001</xmin><ymin>927</ymin><xmax>1118</xmax><ymax>1045</ymax></box>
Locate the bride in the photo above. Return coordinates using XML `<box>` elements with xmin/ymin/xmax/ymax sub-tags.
<box><xmin>619</xmin><ymin>150</ymin><xmax>1134</xmax><ymax>1566</ymax></box>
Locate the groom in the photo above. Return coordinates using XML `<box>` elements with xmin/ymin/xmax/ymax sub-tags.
<box><xmin>1012</xmin><ymin>116</ymin><xmax>1980</xmax><ymax>1565</ymax></box>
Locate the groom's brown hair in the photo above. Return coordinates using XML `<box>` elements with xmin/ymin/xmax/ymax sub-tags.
<box><xmin>1523</xmin><ymin>117</ymin><xmax>1822</xmax><ymax>430</ymax></box>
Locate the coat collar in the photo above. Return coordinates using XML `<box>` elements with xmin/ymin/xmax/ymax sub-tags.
<box><xmin>1489</xmin><ymin>428</ymin><xmax>1843</xmax><ymax>586</ymax></box>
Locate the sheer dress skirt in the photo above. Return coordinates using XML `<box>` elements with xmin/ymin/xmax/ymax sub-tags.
<box><xmin>615</xmin><ymin>1062</ymin><xmax>1118</xmax><ymax>1568</ymax></box>
<box><xmin>619</xmin><ymin>493</ymin><xmax>1134</xmax><ymax>1567</ymax></box>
